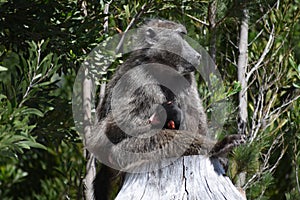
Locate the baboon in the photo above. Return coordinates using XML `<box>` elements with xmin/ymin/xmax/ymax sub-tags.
<box><xmin>86</xmin><ymin>19</ymin><xmax>245</xmax><ymax>200</ymax></box>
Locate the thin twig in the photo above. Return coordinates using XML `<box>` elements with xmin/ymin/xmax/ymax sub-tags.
<box><xmin>103</xmin><ymin>0</ymin><xmax>113</xmax><ymax>33</ymax></box>
<box><xmin>268</xmin><ymin>94</ymin><xmax>300</xmax><ymax>118</ymax></box>
<box><xmin>115</xmin><ymin>2</ymin><xmax>152</xmax><ymax>54</ymax></box>
<box><xmin>246</xmin><ymin>25</ymin><xmax>275</xmax><ymax>82</ymax></box>
<box><xmin>248</xmin><ymin>29</ymin><xmax>263</xmax><ymax>46</ymax></box>
<box><xmin>181</xmin><ymin>12</ymin><xmax>209</xmax><ymax>26</ymax></box>
<box><xmin>244</xmin><ymin>133</ymin><xmax>286</xmax><ymax>189</ymax></box>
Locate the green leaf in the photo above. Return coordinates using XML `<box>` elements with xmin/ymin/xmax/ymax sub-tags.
<box><xmin>21</xmin><ymin>108</ymin><xmax>44</xmax><ymax>117</ymax></box>
<box><xmin>293</xmin><ymin>82</ymin><xmax>300</xmax><ymax>88</ymax></box>
<box><xmin>18</xmin><ymin>140</ymin><xmax>47</xmax><ymax>150</ymax></box>
<box><xmin>32</xmin><ymin>73</ymin><xmax>42</xmax><ymax>80</ymax></box>
<box><xmin>124</xmin><ymin>5</ymin><xmax>130</xmax><ymax>20</ymax></box>
<box><xmin>0</xmin><ymin>66</ymin><xmax>8</xmax><ymax>71</ymax></box>
<box><xmin>0</xmin><ymin>94</ymin><xmax>7</xmax><ymax>100</ymax></box>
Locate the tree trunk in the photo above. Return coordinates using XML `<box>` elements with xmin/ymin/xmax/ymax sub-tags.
<box><xmin>115</xmin><ymin>155</ymin><xmax>246</xmax><ymax>200</ymax></box>
<box><xmin>83</xmin><ymin>66</ymin><xmax>96</xmax><ymax>200</ymax></box>
<box><xmin>208</xmin><ymin>0</ymin><xmax>217</xmax><ymax>64</ymax></box>
<box><xmin>236</xmin><ymin>7</ymin><xmax>249</xmax><ymax>189</ymax></box>
<box><xmin>237</xmin><ymin>8</ymin><xmax>249</xmax><ymax>136</ymax></box>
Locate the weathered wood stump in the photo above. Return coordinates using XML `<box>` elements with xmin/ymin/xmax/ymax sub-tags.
<box><xmin>115</xmin><ymin>155</ymin><xmax>246</xmax><ymax>200</ymax></box>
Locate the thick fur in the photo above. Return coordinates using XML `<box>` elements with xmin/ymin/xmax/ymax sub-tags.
<box><xmin>87</xmin><ymin>19</ymin><xmax>244</xmax><ymax>200</ymax></box>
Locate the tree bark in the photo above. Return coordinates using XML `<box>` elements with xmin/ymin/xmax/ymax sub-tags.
<box><xmin>83</xmin><ymin>66</ymin><xmax>96</xmax><ymax>200</ymax></box>
<box><xmin>80</xmin><ymin>1</ymin><xmax>97</xmax><ymax>199</ymax></box>
<box><xmin>236</xmin><ymin>7</ymin><xmax>249</xmax><ymax>189</ymax></box>
<box><xmin>115</xmin><ymin>155</ymin><xmax>246</xmax><ymax>200</ymax></box>
<box><xmin>83</xmin><ymin>1</ymin><xmax>113</xmax><ymax>199</ymax></box>
<box><xmin>237</xmin><ymin>8</ymin><xmax>249</xmax><ymax>136</ymax></box>
<box><xmin>208</xmin><ymin>0</ymin><xmax>217</xmax><ymax>64</ymax></box>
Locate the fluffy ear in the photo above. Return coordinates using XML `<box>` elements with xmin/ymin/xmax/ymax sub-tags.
<box><xmin>145</xmin><ymin>27</ymin><xmax>157</xmax><ymax>45</ymax></box>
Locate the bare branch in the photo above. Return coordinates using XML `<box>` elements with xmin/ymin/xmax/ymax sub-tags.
<box><xmin>103</xmin><ymin>0</ymin><xmax>113</xmax><ymax>33</ymax></box>
<box><xmin>249</xmin><ymin>88</ymin><xmax>264</xmax><ymax>143</ymax></box>
<box><xmin>244</xmin><ymin>133</ymin><xmax>286</xmax><ymax>189</ymax></box>
<box><xmin>182</xmin><ymin>12</ymin><xmax>209</xmax><ymax>26</ymax></box>
<box><xmin>267</xmin><ymin>94</ymin><xmax>300</xmax><ymax>119</ymax></box>
<box><xmin>246</xmin><ymin>25</ymin><xmax>274</xmax><ymax>82</ymax></box>
<box><xmin>81</xmin><ymin>0</ymin><xmax>87</xmax><ymax>17</ymax></box>
<box><xmin>248</xmin><ymin>29</ymin><xmax>263</xmax><ymax>46</ymax></box>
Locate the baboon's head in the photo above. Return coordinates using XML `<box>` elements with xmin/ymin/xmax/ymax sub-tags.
<box><xmin>134</xmin><ymin>19</ymin><xmax>201</xmax><ymax>75</ymax></box>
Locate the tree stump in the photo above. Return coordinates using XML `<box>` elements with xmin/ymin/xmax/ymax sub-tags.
<box><xmin>115</xmin><ymin>155</ymin><xmax>246</xmax><ymax>200</ymax></box>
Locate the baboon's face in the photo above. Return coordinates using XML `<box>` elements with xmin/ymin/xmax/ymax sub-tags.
<box><xmin>132</xmin><ymin>20</ymin><xmax>201</xmax><ymax>75</ymax></box>
<box><xmin>141</xmin><ymin>21</ymin><xmax>201</xmax><ymax>75</ymax></box>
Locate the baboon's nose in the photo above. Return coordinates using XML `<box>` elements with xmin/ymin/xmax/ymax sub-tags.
<box><xmin>196</xmin><ymin>54</ymin><xmax>201</xmax><ymax>61</ymax></box>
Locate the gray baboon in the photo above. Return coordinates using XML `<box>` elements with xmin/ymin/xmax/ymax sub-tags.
<box><xmin>87</xmin><ymin>19</ymin><xmax>245</xmax><ymax>200</ymax></box>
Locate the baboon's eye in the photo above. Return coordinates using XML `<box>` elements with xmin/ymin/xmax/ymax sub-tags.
<box><xmin>179</xmin><ymin>31</ymin><xmax>187</xmax><ymax>38</ymax></box>
<box><xmin>175</xmin><ymin>28</ymin><xmax>187</xmax><ymax>38</ymax></box>
<box><xmin>180</xmin><ymin>31</ymin><xmax>187</xmax><ymax>35</ymax></box>
<box><xmin>146</xmin><ymin>28</ymin><xmax>156</xmax><ymax>39</ymax></box>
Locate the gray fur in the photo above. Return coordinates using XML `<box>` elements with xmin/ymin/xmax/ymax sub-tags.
<box><xmin>89</xmin><ymin>19</ymin><xmax>245</xmax><ymax>200</ymax></box>
<box><xmin>87</xmin><ymin>19</ymin><xmax>209</xmax><ymax>169</ymax></box>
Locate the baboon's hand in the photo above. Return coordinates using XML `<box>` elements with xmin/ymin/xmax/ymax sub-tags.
<box><xmin>209</xmin><ymin>134</ymin><xmax>247</xmax><ymax>157</ymax></box>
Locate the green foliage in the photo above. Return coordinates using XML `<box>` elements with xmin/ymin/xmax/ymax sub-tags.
<box><xmin>0</xmin><ymin>37</ymin><xmax>83</xmax><ymax>198</ymax></box>
<box><xmin>30</xmin><ymin>141</ymin><xmax>84</xmax><ymax>200</ymax></box>
<box><xmin>0</xmin><ymin>0</ymin><xmax>299</xmax><ymax>199</ymax></box>
<box><xmin>0</xmin><ymin>41</ymin><xmax>58</xmax><ymax>160</ymax></box>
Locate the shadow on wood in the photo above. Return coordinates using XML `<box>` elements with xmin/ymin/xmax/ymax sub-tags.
<box><xmin>115</xmin><ymin>155</ymin><xmax>246</xmax><ymax>200</ymax></box>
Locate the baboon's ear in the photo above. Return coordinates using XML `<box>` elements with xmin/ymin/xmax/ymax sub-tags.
<box><xmin>145</xmin><ymin>27</ymin><xmax>157</xmax><ymax>45</ymax></box>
